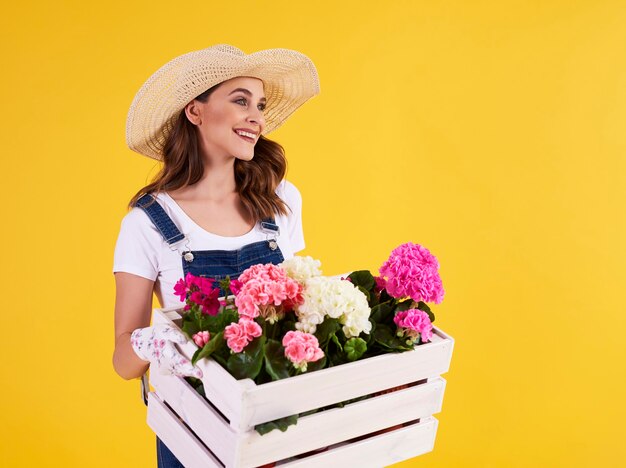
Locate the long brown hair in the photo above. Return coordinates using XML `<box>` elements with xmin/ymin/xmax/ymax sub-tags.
<box><xmin>127</xmin><ymin>84</ymin><xmax>291</xmax><ymax>222</ymax></box>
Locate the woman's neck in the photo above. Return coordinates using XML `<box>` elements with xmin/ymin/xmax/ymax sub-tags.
<box><xmin>173</xmin><ymin>157</ymin><xmax>238</xmax><ymax>203</ymax></box>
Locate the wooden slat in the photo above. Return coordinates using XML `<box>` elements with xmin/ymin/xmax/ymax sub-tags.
<box><xmin>146</xmin><ymin>392</ymin><xmax>222</xmax><ymax>468</ymax></box>
<box><xmin>280</xmin><ymin>417</ymin><xmax>438</xmax><ymax>468</ymax></box>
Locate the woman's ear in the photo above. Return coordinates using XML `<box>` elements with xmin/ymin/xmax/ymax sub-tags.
<box><xmin>184</xmin><ymin>100</ymin><xmax>203</xmax><ymax>126</ymax></box>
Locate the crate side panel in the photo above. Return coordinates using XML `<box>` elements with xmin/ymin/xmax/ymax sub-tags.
<box><xmin>153</xmin><ymin>307</ymin><xmax>248</xmax><ymax>424</ymax></box>
<box><xmin>147</xmin><ymin>392</ymin><xmax>222</xmax><ymax>468</ymax></box>
<box><xmin>238</xmin><ymin>378</ymin><xmax>445</xmax><ymax>467</ymax></box>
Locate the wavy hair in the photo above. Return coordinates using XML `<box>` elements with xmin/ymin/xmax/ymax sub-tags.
<box><xmin>127</xmin><ymin>85</ymin><xmax>291</xmax><ymax>222</ymax></box>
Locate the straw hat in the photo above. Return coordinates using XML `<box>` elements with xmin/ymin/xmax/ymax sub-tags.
<box><xmin>126</xmin><ymin>44</ymin><xmax>320</xmax><ymax>160</ymax></box>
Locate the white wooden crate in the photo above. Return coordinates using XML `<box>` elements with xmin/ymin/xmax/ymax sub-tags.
<box><xmin>148</xmin><ymin>305</ymin><xmax>454</xmax><ymax>467</ymax></box>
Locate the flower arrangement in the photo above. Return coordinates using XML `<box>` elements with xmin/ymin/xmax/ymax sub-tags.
<box><xmin>173</xmin><ymin>242</ymin><xmax>445</xmax><ymax>434</ymax></box>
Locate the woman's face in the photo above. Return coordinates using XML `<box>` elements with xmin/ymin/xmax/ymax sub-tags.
<box><xmin>185</xmin><ymin>76</ymin><xmax>266</xmax><ymax>163</ymax></box>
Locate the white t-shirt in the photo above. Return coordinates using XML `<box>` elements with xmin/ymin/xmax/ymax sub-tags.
<box><xmin>113</xmin><ymin>179</ymin><xmax>305</xmax><ymax>308</ymax></box>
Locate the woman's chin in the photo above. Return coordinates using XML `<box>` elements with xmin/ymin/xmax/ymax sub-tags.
<box><xmin>235</xmin><ymin>153</ymin><xmax>255</xmax><ymax>162</ymax></box>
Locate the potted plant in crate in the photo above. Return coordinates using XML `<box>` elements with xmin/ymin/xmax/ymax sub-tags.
<box><xmin>174</xmin><ymin>242</ymin><xmax>445</xmax><ymax>436</ymax></box>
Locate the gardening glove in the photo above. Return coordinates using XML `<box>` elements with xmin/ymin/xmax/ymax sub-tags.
<box><xmin>130</xmin><ymin>323</ymin><xmax>203</xmax><ymax>378</ymax></box>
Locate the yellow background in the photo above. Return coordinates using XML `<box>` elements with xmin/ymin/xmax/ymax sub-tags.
<box><xmin>1</xmin><ymin>0</ymin><xmax>625</xmax><ymax>466</ymax></box>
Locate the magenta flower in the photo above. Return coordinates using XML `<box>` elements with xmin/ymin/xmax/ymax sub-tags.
<box><xmin>200</xmin><ymin>288</ymin><xmax>221</xmax><ymax>316</ymax></box>
<box><xmin>224</xmin><ymin>318</ymin><xmax>262</xmax><ymax>353</ymax></box>
<box><xmin>229</xmin><ymin>279</ymin><xmax>243</xmax><ymax>295</ymax></box>
<box><xmin>282</xmin><ymin>330</ymin><xmax>324</xmax><ymax>372</ymax></box>
<box><xmin>379</xmin><ymin>242</ymin><xmax>444</xmax><ymax>304</ymax></box>
<box><xmin>173</xmin><ymin>273</ymin><xmax>221</xmax><ymax>315</ymax></box>
<box><xmin>374</xmin><ymin>275</ymin><xmax>386</xmax><ymax>293</ymax></box>
<box><xmin>393</xmin><ymin>309</ymin><xmax>433</xmax><ymax>343</ymax></box>
<box><xmin>173</xmin><ymin>273</ymin><xmax>194</xmax><ymax>302</ymax></box>
<box><xmin>192</xmin><ymin>331</ymin><xmax>210</xmax><ymax>348</ymax></box>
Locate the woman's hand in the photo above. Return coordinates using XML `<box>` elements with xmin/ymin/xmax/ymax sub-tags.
<box><xmin>130</xmin><ymin>323</ymin><xmax>203</xmax><ymax>378</ymax></box>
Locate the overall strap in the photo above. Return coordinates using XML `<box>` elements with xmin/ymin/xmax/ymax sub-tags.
<box><xmin>260</xmin><ymin>218</ymin><xmax>280</xmax><ymax>235</ymax></box>
<box><xmin>134</xmin><ymin>193</ymin><xmax>185</xmax><ymax>245</ymax></box>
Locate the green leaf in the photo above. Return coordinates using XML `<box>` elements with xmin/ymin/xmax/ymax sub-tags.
<box><xmin>364</xmin><ymin>320</ymin><xmax>377</xmax><ymax>345</ymax></box>
<box><xmin>181</xmin><ymin>305</ymin><xmax>239</xmax><ymax>341</ymax></box>
<box><xmin>417</xmin><ymin>301</ymin><xmax>436</xmax><ymax>323</ymax></box>
<box><xmin>370</xmin><ymin>302</ymin><xmax>394</xmax><ymax>323</ymax></box>
<box><xmin>330</xmin><ymin>333</ymin><xmax>343</xmax><ymax>352</ymax></box>
<box><xmin>344</xmin><ymin>337</ymin><xmax>367</xmax><ymax>361</ymax></box>
<box><xmin>191</xmin><ymin>332</ymin><xmax>224</xmax><ymax>366</ymax></box>
<box><xmin>314</xmin><ymin>317</ymin><xmax>340</xmax><ymax>348</ymax></box>
<box><xmin>212</xmin><ymin>352</ymin><xmax>228</xmax><ymax>367</ymax></box>
<box><xmin>374</xmin><ymin>324</ymin><xmax>413</xmax><ymax>351</ymax></box>
<box><xmin>280</xmin><ymin>317</ymin><xmax>297</xmax><ymax>334</ymax></box>
<box><xmin>299</xmin><ymin>408</ymin><xmax>320</xmax><ymax>417</ymax></box>
<box><xmin>379</xmin><ymin>288</ymin><xmax>393</xmax><ymax>303</ymax></box>
<box><xmin>181</xmin><ymin>317</ymin><xmax>200</xmax><ymax>337</ymax></box>
<box><xmin>348</xmin><ymin>270</ymin><xmax>376</xmax><ymax>291</ymax></box>
<box><xmin>263</xmin><ymin>339</ymin><xmax>291</xmax><ymax>381</ymax></box>
<box><xmin>206</xmin><ymin>308</ymin><xmax>239</xmax><ymax>334</ymax></box>
<box><xmin>255</xmin><ymin>414</ymin><xmax>298</xmax><ymax>435</ymax></box>
<box><xmin>226</xmin><ymin>335</ymin><xmax>267</xmax><ymax>380</ymax></box>
<box><xmin>356</xmin><ymin>285</ymin><xmax>371</xmax><ymax>301</ymax></box>
<box><xmin>219</xmin><ymin>276</ymin><xmax>231</xmax><ymax>294</ymax></box>
<box><xmin>184</xmin><ymin>376</ymin><xmax>206</xmax><ymax>397</ymax></box>
<box><xmin>306</xmin><ymin>355</ymin><xmax>327</xmax><ymax>372</ymax></box>
<box><xmin>396</xmin><ymin>299</ymin><xmax>415</xmax><ymax>312</ymax></box>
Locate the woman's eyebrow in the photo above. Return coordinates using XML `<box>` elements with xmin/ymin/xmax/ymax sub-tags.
<box><xmin>228</xmin><ymin>88</ymin><xmax>267</xmax><ymax>102</ymax></box>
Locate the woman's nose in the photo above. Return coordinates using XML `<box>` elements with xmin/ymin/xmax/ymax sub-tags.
<box><xmin>248</xmin><ymin>106</ymin><xmax>265</xmax><ymax>124</ymax></box>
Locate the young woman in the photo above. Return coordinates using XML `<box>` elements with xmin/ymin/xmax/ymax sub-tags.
<box><xmin>111</xmin><ymin>44</ymin><xmax>320</xmax><ymax>467</ymax></box>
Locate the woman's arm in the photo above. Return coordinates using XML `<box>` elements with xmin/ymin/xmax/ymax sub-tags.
<box><xmin>113</xmin><ymin>272</ymin><xmax>154</xmax><ymax>380</ymax></box>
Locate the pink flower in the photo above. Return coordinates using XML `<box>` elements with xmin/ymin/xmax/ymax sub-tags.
<box><xmin>224</xmin><ymin>322</ymin><xmax>249</xmax><ymax>353</ymax></box>
<box><xmin>240</xmin><ymin>317</ymin><xmax>262</xmax><ymax>338</ymax></box>
<box><xmin>234</xmin><ymin>263</ymin><xmax>304</xmax><ymax>321</ymax></box>
<box><xmin>192</xmin><ymin>331</ymin><xmax>210</xmax><ymax>348</ymax></box>
<box><xmin>379</xmin><ymin>243</ymin><xmax>444</xmax><ymax>304</ymax></box>
<box><xmin>393</xmin><ymin>309</ymin><xmax>433</xmax><ymax>343</ymax></box>
<box><xmin>223</xmin><ymin>318</ymin><xmax>262</xmax><ymax>353</ymax></box>
<box><xmin>282</xmin><ymin>330</ymin><xmax>324</xmax><ymax>372</ymax></box>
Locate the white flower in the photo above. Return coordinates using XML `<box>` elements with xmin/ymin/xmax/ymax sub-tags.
<box><xmin>295</xmin><ymin>276</ymin><xmax>371</xmax><ymax>338</ymax></box>
<box><xmin>279</xmin><ymin>255</ymin><xmax>323</xmax><ymax>283</ymax></box>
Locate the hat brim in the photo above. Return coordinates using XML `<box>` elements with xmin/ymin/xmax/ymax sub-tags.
<box><xmin>126</xmin><ymin>45</ymin><xmax>320</xmax><ymax>160</ymax></box>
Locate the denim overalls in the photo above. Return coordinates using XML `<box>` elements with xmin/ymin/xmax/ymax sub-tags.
<box><xmin>134</xmin><ymin>192</ymin><xmax>286</xmax><ymax>468</ymax></box>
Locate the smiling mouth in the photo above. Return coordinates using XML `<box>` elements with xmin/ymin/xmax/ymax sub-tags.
<box><xmin>234</xmin><ymin>130</ymin><xmax>255</xmax><ymax>143</ymax></box>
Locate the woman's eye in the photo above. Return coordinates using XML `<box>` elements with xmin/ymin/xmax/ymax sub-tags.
<box><xmin>236</xmin><ymin>98</ymin><xmax>266</xmax><ymax>111</ymax></box>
